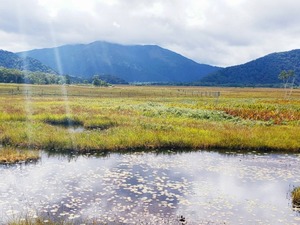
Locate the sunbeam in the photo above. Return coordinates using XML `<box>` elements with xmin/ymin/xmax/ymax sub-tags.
<box><xmin>48</xmin><ymin>22</ymin><xmax>77</xmax><ymax>151</ymax></box>
<box><xmin>16</xmin><ymin>3</ymin><xmax>34</xmax><ymax>148</ymax></box>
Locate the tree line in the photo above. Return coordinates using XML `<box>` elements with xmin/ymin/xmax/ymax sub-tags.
<box><xmin>0</xmin><ymin>67</ymin><xmax>114</xmax><ymax>86</ymax></box>
<box><xmin>0</xmin><ymin>67</ymin><xmax>66</xmax><ymax>84</ymax></box>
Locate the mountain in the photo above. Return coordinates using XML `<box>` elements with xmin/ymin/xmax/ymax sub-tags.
<box><xmin>18</xmin><ymin>41</ymin><xmax>220</xmax><ymax>83</ymax></box>
<box><xmin>200</xmin><ymin>49</ymin><xmax>300</xmax><ymax>86</ymax></box>
<box><xmin>0</xmin><ymin>50</ymin><xmax>57</xmax><ymax>74</ymax></box>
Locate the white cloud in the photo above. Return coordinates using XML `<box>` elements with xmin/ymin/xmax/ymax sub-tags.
<box><xmin>0</xmin><ymin>0</ymin><xmax>300</xmax><ymax>67</ymax></box>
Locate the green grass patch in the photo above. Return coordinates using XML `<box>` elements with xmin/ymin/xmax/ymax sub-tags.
<box><xmin>126</xmin><ymin>102</ymin><xmax>239</xmax><ymax>122</ymax></box>
<box><xmin>83</xmin><ymin>116</ymin><xmax>117</xmax><ymax>130</ymax></box>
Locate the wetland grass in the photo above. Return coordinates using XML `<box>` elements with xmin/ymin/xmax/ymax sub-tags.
<box><xmin>292</xmin><ymin>186</ymin><xmax>300</xmax><ymax>208</ymax></box>
<box><xmin>0</xmin><ymin>84</ymin><xmax>299</xmax><ymax>153</ymax></box>
<box><xmin>8</xmin><ymin>217</ymin><xmax>77</xmax><ymax>225</ymax></box>
<box><xmin>0</xmin><ymin>147</ymin><xmax>39</xmax><ymax>164</ymax></box>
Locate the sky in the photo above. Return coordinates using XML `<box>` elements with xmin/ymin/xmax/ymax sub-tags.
<box><xmin>1</xmin><ymin>0</ymin><xmax>300</xmax><ymax>67</ymax></box>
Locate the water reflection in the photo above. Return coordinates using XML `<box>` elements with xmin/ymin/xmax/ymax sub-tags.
<box><xmin>0</xmin><ymin>151</ymin><xmax>300</xmax><ymax>224</ymax></box>
<box><xmin>68</xmin><ymin>126</ymin><xmax>85</xmax><ymax>133</ymax></box>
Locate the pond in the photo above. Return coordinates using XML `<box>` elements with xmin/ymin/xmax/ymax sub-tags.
<box><xmin>0</xmin><ymin>150</ymin><xmax>300</xmax><ymax>224</ymax></box>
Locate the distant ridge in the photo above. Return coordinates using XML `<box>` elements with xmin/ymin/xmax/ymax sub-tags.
<box><xmin>0</xmin><ymin>49</ymin><xmax>57</xmax><ymax>74</ymax></box>
<box><xmin>18</xmin><ymin>41</ymin><xmax>221</xmax><ymax>83</ymax></box>
<box><xmin>200</xmin><ymin>49</ymin><xmax>300</xmax><ymax>86</ymax></box>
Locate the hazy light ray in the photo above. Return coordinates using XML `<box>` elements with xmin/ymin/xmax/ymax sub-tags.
<box><xmin>16</xmin><ymin>3</ymin><xmax>33</xmax><ymax>148</ymax></box>
<box><xmin>87</xmin><ymin>41</ymin><xmax>114</xmax><ymax>78</ymax></box>
<box><xmin>48</xmin><ymin>22</ymin><xmax>77</xmax><ymax>150</ymax></box>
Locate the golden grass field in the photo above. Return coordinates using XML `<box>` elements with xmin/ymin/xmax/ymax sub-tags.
<box><xmin>0</xmin><ymin>83</ymin><xmax>299</xmax><ymax>163</ymax></box>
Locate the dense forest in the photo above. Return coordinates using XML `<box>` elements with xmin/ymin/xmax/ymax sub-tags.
<box><xmin>0</xmin><ymin>67</ymin><xmax>128</xmax><ymax>85</ymax></box>
<box><xmin>0</xmin><ymin>67</ymin><xmax>66</xmax><ymax>84</ymax></box>
<box><xmin>92</xmin><ymin>74</ymin><xmax>128</xmax><ymax>84</ymax></box>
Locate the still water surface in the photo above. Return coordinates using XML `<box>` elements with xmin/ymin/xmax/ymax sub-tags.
<box><xmin>0</xmin><ymin>150</ymin><xmax>300</xmax><ymax>224</ymax></box>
